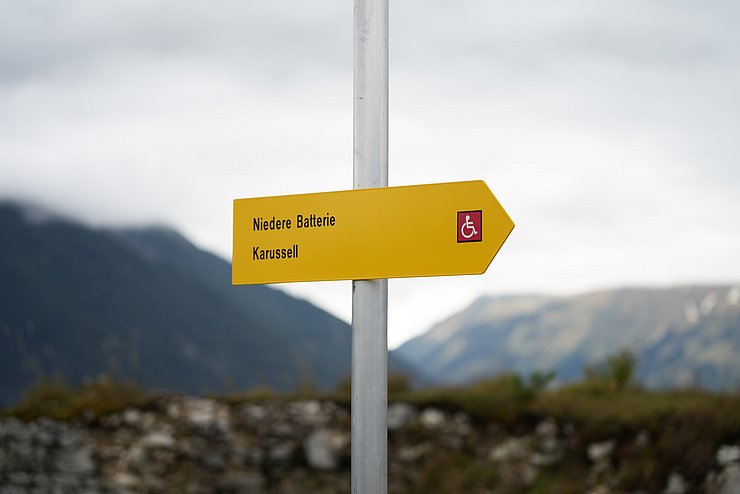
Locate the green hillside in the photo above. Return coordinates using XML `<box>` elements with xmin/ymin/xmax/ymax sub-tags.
<box><xmin>397</xmin><ymin>287</ymin><xmax>740</xmax><ymax>389</ymax></box>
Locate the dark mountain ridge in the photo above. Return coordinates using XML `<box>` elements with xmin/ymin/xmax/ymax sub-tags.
<box><xmin>0</xmin><ymin>201</ymin><xmax>413</xmax><ymax>406</ymax></box>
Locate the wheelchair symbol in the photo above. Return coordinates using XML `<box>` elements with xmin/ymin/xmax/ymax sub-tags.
<box><xmin>457</xmin><ymin>210</ymin><xmax>482</xmax><ymax>242</ymax></box>
<box><xmin>460</xmin><ymin>215</ymin><xmax>478</xmax><ymax>239</ymax></box>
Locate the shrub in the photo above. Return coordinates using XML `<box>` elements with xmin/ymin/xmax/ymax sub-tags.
<box><xmin>584</xmin><ymin>349</ymin><xmax>637</xmax><ymax>390</ymax></box>
<box><xmin>5</xmin><ymin>374</ymin><xmax>151</xmax><ymax>421</ymax></box>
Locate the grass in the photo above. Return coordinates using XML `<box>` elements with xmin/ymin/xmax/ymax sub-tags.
<box><xmin>2</xmin><ymin>375</ymin><xmax>153</xmax><ymax>422</ymax></box>
<box><xmin>393</xmin><ymin>373</ymin><xmax>550</xmax><ymax>429</ymax></box>
<box><xmin>534</xmin><ymin>383</ymin><xmax>740</xmax><ymax>438</ymax></box>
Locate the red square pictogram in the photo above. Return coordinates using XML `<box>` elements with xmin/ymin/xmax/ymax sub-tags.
<box><xmin>457</xmin><ymin>210</ymin><xmax>482</xmax><ymax>242</ymax></box>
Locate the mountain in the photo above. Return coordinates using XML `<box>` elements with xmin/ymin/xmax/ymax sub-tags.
<box><xmin>396</xmin><ymin>286</ymin><xmax>740</xmax><ymax>390</ymax></box>
<box><xmin>0</xmin><ymin>202</ymin><xmax>414</xmax><ymax>406</ymax></box>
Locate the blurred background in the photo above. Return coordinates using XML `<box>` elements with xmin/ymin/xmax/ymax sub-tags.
<box><xmin>2</xmin><ymin>0</ymin><xmax>739</xmax><ymax>347</ymax></box>
<box><xmin>1</xmin><ymin>1</ymin><xmax>739</xmax><ymax>493</ymax></box>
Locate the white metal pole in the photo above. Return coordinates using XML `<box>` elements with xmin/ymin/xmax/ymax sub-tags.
<box><xmin>352</xmin><ymin>0</ymin><xmax>388</xmax><ymax>491</ymax></box>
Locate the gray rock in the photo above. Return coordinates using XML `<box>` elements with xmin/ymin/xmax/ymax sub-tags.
<box><xmin>397</xmin><ymin>443</ymin><xmax>430</xmax><ymax>463</ymax></box>
<box><xmin>139</xmin><ymin>412</ymin><xmax>158</xmax><ymax>429</ymax></box>
<box><xmin>536</xmin><ymin>426</ymin><xmax>561</xmax><ymax>456</ymax></box>
<box><xmin>587</xmin><ymin>439</ymin><xmax>616</xmax><ymax>464</ymax></box>
<box><xmin>51</xmin><ymin>472</ymin><xmax>83</xmax><ymax>491</ymax></box>
<box><xmin>109</xmin><ymin>471</ymin><xmax>139</xmax><ymax>489</ymax></box>
<box><xmin>176</xmin><ymin>437</ymin><xmax>200</xmax><ymax>459</ymax></box>
<box><xmin>529</xmin><ymin>451</ymin><xmax>561</xmax><ymax>467</ymax></box>
<box><xmin>635</xmin><ymin>430</ymin><xmax>651</xmax><ymax>448</ymax></box>
<box><xmin>387</xmin><ymin>403</ymin><xmax>416</xmax><ymax>431</ymax></box>
<box><xmin>33</xmin><ymin>473</ymin><xmax>51</xmax><ymax>489</ymax></box>
<box><xmin>268</xmin><ymin>442</ymin><xmax>295</xmax><ymax>464</ymax></box>
<box><xmin>140</xmin><ymin>477</ymin><xmax>165</xmax><ymax>491</ymax></box>
<box><xmin>183</xmin><ymin>397</ymin><xmax>231</xmax><ymax>432</ymax></box>
<box><xmin>272</xmin><ymin>422</ymin><xmax>297</xmax><ymax>438</ymax></box>
<box><xmin>7</xmin><ymin>472</ymin><xmax>31</xmax><ymax>486</ymax></box>
<box><xmin>122</xmin><ymin>408</ymin><xmax>143</xmax><ymax>427</ymax></box>
<box><xmin>242</xmin><ymin>404</ymin><xmax>268</xmax><ymax>423</ymax></box>
<box><xmin>290</xmin><ymin>400</ymin><xmax>325</xmax><ymax>426</ymax></box>
<box><xmin>79</xmin><ymin>488</ymin><xmax>104</xmax><ymax>494</ymax></box>
<box><xmin>234</xmin><ymin>446</ymin><xmax>265</xmax><ymax>467</ymax></box>
<box><xmin>717</xmin><ymin>445</ymin><xmax>740</xmax><ymax>467</ymax></box>
<box><xmin>166</xmin><ymin>401</ymin><xmax>182</xmax><ymax>420</ymax></box>
<box><xmin>126</xmin><ymin>445</ymin><xmax>147</xmax><ymax>472</ymax></box>
<box><xmin>0</xmin><ymin>485</ymin><xmax>27</xmax><ymax>494</ymax></box>
<box><xmin>419</xmin><ymin>408</ymin><xmax>445</xmax><ymax>430</ymax></box>
<box><xmin>11</xmin><ymin>440</ymin><xmax>34</xmax><ymax>467</ymax></box>
<box><xmin>520</xmin><ymin>463</ymin><xmax>539</xmax><ymax>486</ymax></box>
<box><xmin>200</xmin><ymin>449</ymin><xmax>228</xmax><ymax>471</ymax></box>
<box><xmin>535</xmin><ymin>418</ymin><xmax>558</xmax><ymax>437</ymax></box>
<box><xmin>54</xmin><ymin>446</ymin><xmax>95</xmax><ymax>475</ymax></box>
<box><xmin>304</xmin><ymin>428</ymin><xmax>340</xmax><ymax>471</ymax></box>
<box><xmin>218</xmin><ymin>472</ymin><xmax>265</xmax><ymax>493</ymax></box>
<box><xmin>142</xmin><ymin>430</ymin><xmax>175</xmax><ymax>449</ymax></box>
<box><xmin>57</xmin><ymin>426</ymin><xmax>80</xmax><ymax>448</ymax></box>
<box><xmin>451</xmin><ymin>412</ymin><xmax>472</xmax><ymax>437</ymax></box>
<box><xmin>97</xmin><ymin>444</ymin><xmax>124</xmax><ymax>462</ymax></box>
<box><xmin>100</xmin><ymin>413</ymin><xmax>122</xmax><ymax>429</ymax></box>
<box><xmin>34</xmin><ymin>418</ymin><xmax>56</xmax><ymax>447</ymax></box>
<box><xmin>665</xmin><ymin>472</ymin><xmax>688</xmax><ymax>494</ymax></box>
<box><xmin>82</xmin><ymin>477</ymin><xmax>102</xmax><ymax>493</ymax></box>
<box><xmin>186</xmin><ymin>397</ymin><xmax>217</xmax><ymax>427</ymax></box>
<box><xmin>185</xmin><ymin>481</ymin><xmax>212</xmax><ymax>494</ymax></box>
<box><xmin>0</xmin><ymin>418</ymin><xmax>29</xmax><ymax>441</ymax></box>
<box><xmin>490</xmin><ymin>437</ymin><xmax>531</xmax><ymax>462</ymax></box>
<box><xmin>717</xmin><ymin>464</ymin><xmax>740</xmax><ymax>494</ymax></box>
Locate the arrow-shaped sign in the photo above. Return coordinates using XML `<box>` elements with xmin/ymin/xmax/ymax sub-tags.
<box><xmin>232</xmin><ymin>180</ymin><xmax>513</xmax><ymax>284</ymax></box>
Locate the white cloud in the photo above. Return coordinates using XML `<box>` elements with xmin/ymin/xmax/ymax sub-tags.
<box><xmin>1</xmin><ymin>0</ymin><xmax>739</xmax><ymax>348</ymax></box>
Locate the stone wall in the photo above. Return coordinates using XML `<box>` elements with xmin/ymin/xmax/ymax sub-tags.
<box><xmin>1</xmin><ymin>396</ymin><xmax>738</xmax><ymax>493</ymax></box>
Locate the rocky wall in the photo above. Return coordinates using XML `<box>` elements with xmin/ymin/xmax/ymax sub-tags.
<box><xmin>1</xmin><ymin>396</ymin><xmax>738</xmax><ymax>494</ymax></box>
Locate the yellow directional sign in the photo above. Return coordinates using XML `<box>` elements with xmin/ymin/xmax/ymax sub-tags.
<box><xmin>232</xmin><ymin>180</ymin><xmax>513</xmax><ymax>284</ymax></box>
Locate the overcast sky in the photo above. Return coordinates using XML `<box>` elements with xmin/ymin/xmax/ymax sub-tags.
<box><xmin>1</xmin><ymin>0</ymin><xmax>739</xmax><ymax>348</ymax></box>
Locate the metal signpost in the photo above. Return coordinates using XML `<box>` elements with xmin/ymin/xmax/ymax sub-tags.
<box><xmin>352</xmin><ymin>0</ymin><xmax>388</xmax><ymax>490</ymax></box>
<box><xmin>232</xmin><ymin>1</ymin><xmax>513</xmax><ymax>492</ymax></box>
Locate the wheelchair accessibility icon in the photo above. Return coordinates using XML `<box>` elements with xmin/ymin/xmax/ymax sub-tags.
<box><xmin>457</xmin><ymin>210</ymin><xmax>482</xmax><ymax>243</ymax></box>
